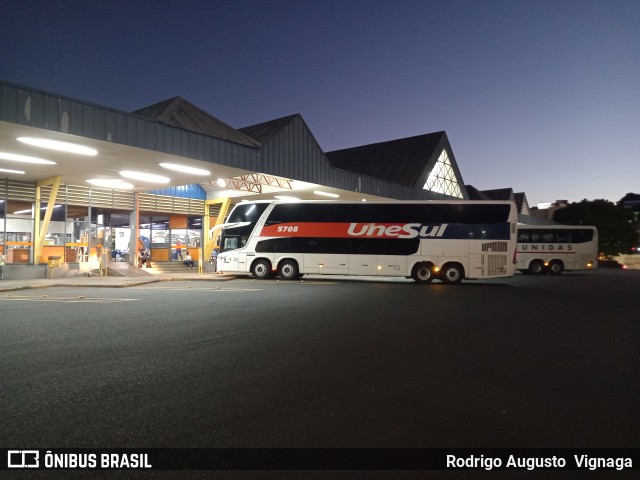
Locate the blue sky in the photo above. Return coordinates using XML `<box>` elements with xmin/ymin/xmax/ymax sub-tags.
<box><xmin>1</xmin><ymin>0</ymin><xmax>638</xmax><ymax>205</ymax></box>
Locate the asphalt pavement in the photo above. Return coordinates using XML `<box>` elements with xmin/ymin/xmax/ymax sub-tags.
<box><xmin>1</xmin><ymin>268</ymin><xmax>638</xmax><ymax>480</ymax></box>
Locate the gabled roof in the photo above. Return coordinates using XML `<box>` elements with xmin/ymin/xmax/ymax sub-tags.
<box><xmin>465</xmin><ymin>185</ymin><xmax>492</xmax><ymax>200</ymax></box>
<box><xmin>514</xmin><ymin>192</ymin><xmax>529</xmax><ymax>214</ymax></box>
<box><xmin>239</xmin><ymin>114</ymin><xmax>299</xmax><ymax>143</ymax></box>
<box><xmin>479</xmin><ymin>188</ymin><xmax>514</xmax><ymax>201</ymax></box>
<box><xmin>133</xmin><ymin>96</ymin><xmax>260</xmax><ymax>148</ymax></box>
<box><xmin>325</xmin><ymin>132</ymin><xmax>445</xmax><ymax>186</ymax></box>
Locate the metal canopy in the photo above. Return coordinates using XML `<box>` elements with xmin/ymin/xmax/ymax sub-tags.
<box><xmin>0</xmin><ymin>80</ymin><xmax>464</xmax><ymax>203</ymax></box>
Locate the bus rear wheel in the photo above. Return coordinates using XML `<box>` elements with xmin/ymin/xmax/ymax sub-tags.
<box><xmin>441</xmin><ymin>263</ymin><xmax>464</xmax><ymax>285</ymax></box>
<box><xmin>251</xmin><ymin>259</ymin><xmax>273</xmax><ymax>280</ymax></box>
<box><xmin>529</xmin><ymin>260</ymin><xmax>545</xmax><ymax>275</ymax></box>
<box><xmin>411</xmin><ymin>262</ymin><xmax>434</xmax><ymax>283</ymax></box>
<box><xmin>278</xmin><ymin>259</ymin><xmax>300</xmax><ymax>280</ymax></box>
<box><xmin>548</xmin><ymin>260</ymin><xmax>564</xmax><ymax>275</ymax></box>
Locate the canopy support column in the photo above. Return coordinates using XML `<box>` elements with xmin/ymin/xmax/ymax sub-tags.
<box><xmin>204</xmin><ymin>197</ymin><xmax>231</xmax><ymax>263</ymax></box>
<box><xmin>34</xmin><ymin>175</ymin><xmax>62</xmax><ymax>264</ymax></box>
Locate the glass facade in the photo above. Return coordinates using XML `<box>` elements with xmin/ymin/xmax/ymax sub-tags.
<box><xmin>423</xmin><ymin>150</ymin><xmax>464</xmax><ymax>198</ymax></box>
<box><xmin>0</xmin><ymin>196</ymin><xmax>203</xmax><ymax>267</ymax></box>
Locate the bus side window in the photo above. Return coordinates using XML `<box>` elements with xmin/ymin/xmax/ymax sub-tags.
<box><xmin>556</xmin><ymin>231</ymin><xmax>571</xmax><ymax>243</ymax></box>
<box><xmin>517</xmin><ymin>231</ymin><xmax>530</xmax><ymax>242</ymax></box>
<box><xmin>530</xmin><ymin>231</ymin><xmax>542</xmax><ymax>243</ymax></box>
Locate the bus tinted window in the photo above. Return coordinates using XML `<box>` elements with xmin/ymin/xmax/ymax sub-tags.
<box><xmin>573</xmin><ymin>229</ymin><xmax>594</xmax><ymax>243</ymax></box>
<box><xmin>518</xmin><ymin>228</ymin><xmax>595</xmax><ymax>243</ymax></box>
<box><xmin>267</xmin><ymin>203</ymin><xmax>512</xmax><ymax>224</ymax></box>
<box><xmin>255</xmin><ymin>237</ymin><xmax>420</xmax><ymax>255</ymax></box>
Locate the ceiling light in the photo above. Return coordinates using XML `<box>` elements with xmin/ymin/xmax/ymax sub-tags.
<box><xmin>119</xmin><ymin>171</ymin><xmax>170</xmax><ymax>183</ymax></box>
<box><xmin>17</xmin><ymin>137</ymin><xmax>98</xmax><ymax>156</ymax></box>
<box><xmin>87</xmin><ymin>179</ymin><xmax>135</xmax><ymax>190</ymax></box>
<box><xmin>313</xmin><ymin>190</ymin><xmax>339</xmax><ymax>198</ymax></box>
<box><xmin>0</xmin><ymin>152</ymin><xmax>56</xmax><ymax>164</ymax></box>
<box><xmin>291</xmin><ymin>180</ymin><xmax>318</xmax><ymax>190</ymax></box>
<box><xmin>215</xmin><ymin>190</ymin><xmax>255</xmax><ymax>199</ymax></box>
<box><xmin>14</xmin><ymin>205</ymin><xmax>62</xmax><ymax>214</ymax></box>
<box><xmin>216</xmin><ymin>178</ymin><xmax>227</xmax><ymax>187</ymax></box>
<box><xmin>274</xmin><ymin>195</ymin><xmax>300</xmax><ymax>202</ymax></box>
<box><xmin>0</xmin><ymin>167</ymin><xmax>26</xmax><ymax>174</ymax></box>
<box><xmin>159</xmin><ymin>162</ymin><xmax>211</xmax><ymax>175</ymax></box>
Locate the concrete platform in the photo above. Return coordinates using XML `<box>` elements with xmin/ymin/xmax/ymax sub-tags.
<box><xmin>0</xmin><ymin>271</ymin><xmax>237</xmax><ymax>292</ymax></box>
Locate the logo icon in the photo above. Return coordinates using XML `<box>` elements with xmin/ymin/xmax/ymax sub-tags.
<box><xmin>7</xmin><ymin>450</ymin><xmax>39</xmax><ymax>468</ymax></box>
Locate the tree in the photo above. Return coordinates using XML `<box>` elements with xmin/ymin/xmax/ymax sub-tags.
<box><xmin>553</xmin><ymin>199</ymin><xmax>638</xmax><ymax>257</ymax></box>
<box><xmin>618</xmin><ymin>192</ymin><xmax>640</xmax><ymax>224</ymax></box>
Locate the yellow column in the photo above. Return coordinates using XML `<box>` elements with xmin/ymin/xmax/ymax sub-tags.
<box><xmin>34</xmin><ymin>176</ymin><xmax>62</xmax><ymax>264</ymax></box>
<box><xmin>203</xmin><ymin>197</ymin><xmax>231</xmax><ymax>262</ymax></box>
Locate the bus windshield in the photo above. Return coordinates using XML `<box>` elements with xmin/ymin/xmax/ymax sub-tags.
<box><xmin>219</xmin><ymin>202</ymin><xmax>270</xmax><ymax>253</ymax></box>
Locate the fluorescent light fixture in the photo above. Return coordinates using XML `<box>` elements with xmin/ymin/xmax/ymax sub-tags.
<box><xmin>216</xmin><ymin>190</ymin><xmax>256</xmax><ymax>199</ymax></box>
<box><xmin>313</xmin><ymin>190</ymin><xmax>339</xmax><ymax>198</ymax></box>
<box><xmin>291</xmin><ymin>180</ymin><xmax>318</xmax><ymax>190</ymax></box>
<box><xmin>216</xmin><ymin>178</ymin><xmax>227</xmax><ymax>187</ymax></box>
<box><xmin>361</xmin><ymin>199</ymin><xmax>367</xmax><ymax>202</ymax></box>
<box><xmin>13</xmin><ymin>208</ymin><xmax>32</xmax><ymax>214</ymax></box>
<box><xmin>159</xmin><ymin>162</ymin><xmax>211</xmax><ymax>176</ymax></box>
<box><xmin>0</xmin><ymin>152</ymin><xmax>56</xmax><ymax>164</ymax></box>
<box><xmin>119</xmin><ymin>171</ymin><xmax>170</xmax><ymax>183</ymax></box>
<box><xmin>87</xmin><ymin>178</ymin><xmax>135</xmax><ymax>190</ymax></box>
<box><xmin>17</xmin><ymin>137</ymin><xmax>98</xmax><ymax>156</ymax></box>
<box><xmin>274</xmin><ymin>195</ymin><xmax>300</xmax><ymax>202</ymax></box>
<box><xmin>0</xmin><ymin>167</ymin><xmax>26</xmax><ymax>174</ymax></box>
<box><xmin>14</xmin><ymin>205</ymin><xmax>62</xmax><ymax>214</ymax></box>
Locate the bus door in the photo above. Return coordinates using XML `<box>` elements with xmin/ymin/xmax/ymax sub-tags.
<box><xmin>219</xmin><ymin>234</ymin><xmax>245</xmax><ymax>273</ymax></box>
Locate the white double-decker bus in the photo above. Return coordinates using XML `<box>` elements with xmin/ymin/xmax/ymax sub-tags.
<box><xmin>216</xmin><ymin>200</ymin><xmax>517</xmax><ymax>284</ymax></box>
<box><xmin>516</xmin><ymin>225</ymin><xmax>598</xmax><ymax>274</ymax></box>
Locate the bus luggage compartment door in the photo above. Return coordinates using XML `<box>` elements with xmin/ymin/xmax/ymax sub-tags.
<box><xmin>304</xmin><ymin>254</ymin><xmax>349</xmax><ymax>274</ymax></box>
<box><xmin>377</xmin><ymin>255</ymin><xmax>406</xmax><ymax>276</ymax></box>
<box><xmin>348</xmin><ymin>255</ymin><xmax>377</xmax><ymax>276</ymax></box>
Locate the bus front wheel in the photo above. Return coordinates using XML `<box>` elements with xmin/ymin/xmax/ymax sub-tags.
<box><xmin>252</xmin><ymin>259</ymin><xmax>273</xmax><ymax>280</ymax></box>
<box><xmin>411</xmin><ymin>262</ymin><xmax>434</xmax><ymax>283</ymax></box>
<box><xmin>278</xmin><ymin>259</ymin><xmax>300</xmax><ymax>280</ymax></box>
<box><xmin>441</xmin><ymin>263</ymin><xmax>464</xmax><ymax>285</ymax></box>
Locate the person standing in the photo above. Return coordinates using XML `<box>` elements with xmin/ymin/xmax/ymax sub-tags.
<box><xmin>175</xmin><ymin>240</ymin><xmax>183</xmax><ymax>260</ymax></box>
<box><xmin>0</xmin><ymin>250</ymin><xmax>6</xmax><ymax>280</ymax></box>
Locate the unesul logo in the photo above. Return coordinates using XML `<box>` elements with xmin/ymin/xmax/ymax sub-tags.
<box><xmin>347</xmin><ymin>223</ymin><xmax>448</xmax><ymax>239</ymax></box>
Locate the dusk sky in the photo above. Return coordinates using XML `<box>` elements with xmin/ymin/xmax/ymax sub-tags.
<box><xmin>2</xmin><ymin>0</ymin><xmax>638</xmax><ymax>205</ymax></box>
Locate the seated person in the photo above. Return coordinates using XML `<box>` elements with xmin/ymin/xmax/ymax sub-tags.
<box><xmin>184</xmin><ymin>251</ymin><xmax>194</xmax><ymax>269</ymax></box>
<box><xmin>140</xmin><ymin>249</ymin><xmax>151</xmax><ymax>268</ymax></box>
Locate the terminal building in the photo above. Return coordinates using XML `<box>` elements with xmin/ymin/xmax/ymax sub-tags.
<box><xmin>1</xmin><ymin>79</ymin><xmax>519</xmax><ymax>278</ymax></box>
